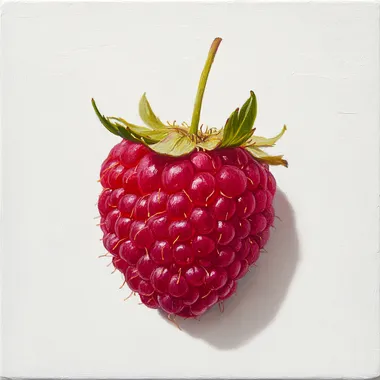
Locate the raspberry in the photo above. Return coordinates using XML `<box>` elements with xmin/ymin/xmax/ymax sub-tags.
<box><xmin>93</xmin><ymin>37</ymin><xmax>287</xmax><ymax>319</ymax></box>
<box><xmin>97</xmin><ymin>141</ymin><xmax>281</xmax><ymax>317</ymax></box>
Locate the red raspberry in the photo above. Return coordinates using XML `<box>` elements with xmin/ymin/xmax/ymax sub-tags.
<box><xmin>93</xmin><ymin>37</ymin><xmax>287</xmax><ymax>319</ymax></box>
<box><xmin>97</xmin><ymin>140</ymin><xmax>282</xmax><ymax>318</ymax></box>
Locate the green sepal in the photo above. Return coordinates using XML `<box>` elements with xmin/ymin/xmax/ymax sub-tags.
<box><xmin>108</xmin><ymin>117</ymin><xmax>167</xmax><ymax>144</ymax></box>
<box><xmin>108</xmin><ymin>116</ymin><xmax>150</xmax><ymax>135</ymax></box>
<box><xmin>92</xmin><ymin>98</ymin><xmax>167</xmax><ymax>144</ymax></box>
<box><xmin>244</xmin><ymin>125</ymin><xmax>288</xmax><ymax>167</ymax></box>
<box><xmin>220</xmin><ymin>108</ymin><xmax>238</xmax><ymax>146</ymax></box>
<box><xmin>149</xmin><ymin>129</ymin><xmax>196</xmax><ymax>156</ymax></box>
<box><xmin>111</xmin><ymin>120</ymin><xmax>143</xmax><ymax>143</ymax></box>
<box><xmin>220</xmin><ymin>91</ymin><xmax>257</xmax><ymax>148</ymax></box>
<box><xmin>246</xmin><ymin>125</ymin><xmax>287</xmax><ymax>147</ymax></box>
<box><xmin>139</xmin><ymin>93</ymin><xmax>167</xmax><ymax>130</ymax></box>
<box><xmin>245</xmin><ymin>145</ymin><xmax>288</xmax><ymax>167</ymax></box>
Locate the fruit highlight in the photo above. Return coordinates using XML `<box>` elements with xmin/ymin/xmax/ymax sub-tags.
<box><xmin>93</xmin><ymin>37</ymin><xmax>287</xmax><ymax>319</ymax></box>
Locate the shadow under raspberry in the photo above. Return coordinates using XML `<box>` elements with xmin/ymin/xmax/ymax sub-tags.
<box><xmin>162</xmin><ymin>189</ymin><xmax>299</xmax><ymax>349</ymax></box>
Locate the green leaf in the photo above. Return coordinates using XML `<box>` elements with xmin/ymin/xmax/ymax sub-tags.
<box><xmin>245</xmin><ymin>145</ymin><xmax>288</xmax><ymax>167</ymax></box>
<box><xmin>139</xmin><ymin>93</ymin><xmax>167</xmax><ymax>130</ymax></box>
<box><xmin>149</xmin><ymin>129</ymin><xmax>196</xmax><ymax>157</ymax></box>
<box><xmin>220</xmin><ymin>91</ymin><xmax>257</xmax><ymax>148</ymax></box>
<box><xmin>246</xmin><ymin>125</ymin><xmax>287</xmax><ymax>147</ymax></box>
<box><xmin>91</xmin><ymin>99</ymin><xmax>119</xmax><ymax>135</ymax></box>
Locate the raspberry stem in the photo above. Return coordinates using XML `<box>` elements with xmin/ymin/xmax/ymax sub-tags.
<box><xmin>189</xmin><ymin>37</ymin><xmax>222</xmax><ymax>136</ymax></box>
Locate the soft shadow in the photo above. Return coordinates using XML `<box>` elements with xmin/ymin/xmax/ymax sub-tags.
<box><xmin>165</xmin><ymin>189</ymin><xmax>299</xmax><ymax>349</ymax></box>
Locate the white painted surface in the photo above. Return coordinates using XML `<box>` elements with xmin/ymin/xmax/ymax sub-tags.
<box><xmin>1</xmin><ymin>1</ymin><xmax>379</xmax><ymax>378</ymax></box>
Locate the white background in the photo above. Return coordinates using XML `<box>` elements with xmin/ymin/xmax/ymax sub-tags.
<box><xmin>1</xmin><ymin>1</ymin><xmax>379</xmax><ymax>378</ymax></box>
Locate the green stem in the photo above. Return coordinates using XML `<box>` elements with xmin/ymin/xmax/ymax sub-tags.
<box><xmin>189</xmin><ymin>37</ymin><xmax>222</xmax><ymax>135</ymax></box>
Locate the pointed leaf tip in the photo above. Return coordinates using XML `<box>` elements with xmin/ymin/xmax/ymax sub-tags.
<box><xmin>91</xmin><ymin>98</ymin><xmax>119</xmax><ymax>136</ymax></box>
<box><xmin>246</xmin><ymin>124</ymin><xmax>287</xmax><ymax>148</ymax></box>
